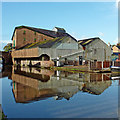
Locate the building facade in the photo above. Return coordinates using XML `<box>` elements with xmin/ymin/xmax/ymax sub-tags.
<box><xmin>112</xmin><ymin>45</ymin><xmax>120</xmax><ymax>61</ymax></box>
<box><xmin>78</xmin><ymin>37</ymin><xmax>112</xmax><ymax>62</ymax></box>
<box><xmin>11</xmin><ymin>26</ymin><xmax>112</xmax><ymax>67</ymax></box>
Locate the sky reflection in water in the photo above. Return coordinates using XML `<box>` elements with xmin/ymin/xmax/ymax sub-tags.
<box><xmin>1</xmin><ymin>66</ymin><xmax>119</xmax><ymax>118</ymax></box>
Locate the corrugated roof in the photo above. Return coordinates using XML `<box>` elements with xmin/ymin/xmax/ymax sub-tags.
<box><xmin>78</xmin><ymin>37</ymin><xmax>100</xmax><ymax>46</ymax></box>
<box><xmin>19</xmin><ymin>36</ymin><xmax>69</xmax><ymax>49</ymax></box>
<box><xmin>11</xmin><ymin>25</ymin><xmax>77</xmax><ymax>41</ymax></box>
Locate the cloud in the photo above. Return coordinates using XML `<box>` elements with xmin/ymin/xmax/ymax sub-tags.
<box><xmin>113</xmin><ymin>37</ymin><xmax>119</xmax><ymax>45</ymax></box>
<box><xmin>80</xmin><ymin>35</ymin><xmax>88</xmax><ymax>40</ymax></box>
<box><xmin>98</xmin><ymin>32</ymin><xmax>104</xmax><ymax>37</ymax></box>
<box><xmin>116</xmin><ymin>0</ymin><xmax>120</xmax><ymax>8</ymax></box>
<box><xmin>0</xmin><ymin>40</ymin><xmax>11</xmax><ymax>44</ymax></box>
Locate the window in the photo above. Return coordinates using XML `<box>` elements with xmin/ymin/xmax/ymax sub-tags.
<box><xmin>34</xmin><ymin>38</ymin><xmax>36</xmax><ymax>42</ymax></box>
<box><xmin>44</xmin><ymin>39</ymin><xmax>46</xmax><ymax>40</ymax></box>
<box><xmin>68</xmin><ymin>40</ymin><xmax>70</xmax><ymax>43</ymax></box>
<box><xmin>94</xmin><ymin>49</ymin><xmax>97</xmax><ymax>54</ymax></box>
<box><xmin>14</xmin><ymin>81</ymin><xmax>15</xmax><ymax>89</ymax></box>
<box><xmin>23</xmin><ymin>30</ymin><xmax>26</xmax><ymax>34</ymax></box>
<box><xmin>34</xmin><ymin>32</ymin><xmax>36</xmax><ymax>35</ymax></box>
<box><xmin>13</xmin><ymin>40</ymin><xmax>15</xmax><ymax>47</ymax></box>
<box><xmin>24</xmin><ymin>38</ymin><xmax>26</xmax><ymax>41</ymax></box>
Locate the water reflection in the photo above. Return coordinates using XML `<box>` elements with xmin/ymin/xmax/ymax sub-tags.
<box><xmin>1</xmin><ymin>65</ymin><xmax>119</xmax><ymax>118</ymax></box>
<box><xmin>1</xmin><ymin>66</ymin><xmax>116</xmax><ymax>104</ymax></box>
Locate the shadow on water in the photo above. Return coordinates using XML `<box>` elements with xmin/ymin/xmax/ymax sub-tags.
<box><xmin>1</xmin><ymin>65</ymin><xmax>119</xmax><ymax>104</ymax></box>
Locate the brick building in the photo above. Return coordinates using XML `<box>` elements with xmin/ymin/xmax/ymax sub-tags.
<box><xmin>11</xmin><ymin>25</ymin><xmax>112</xmax><ymax>68</ymax></box>
<box><xmin>12</xmin><ymin>26</ymin><xmax>74</xmax><ymax>50</ymax></box>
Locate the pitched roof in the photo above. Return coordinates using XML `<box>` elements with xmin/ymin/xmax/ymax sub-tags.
<box><xmin>18</xmin><ymin>36</ymin><xmax>71</xmax><ymax>49</ymax></box>
<box><xmin>78</xmin><ymin>37</ymin><xmax>100</xmax><ymax>47</ymax></box>
<box><xmin>54</xmin><ymin>27</ymin><xmax>66</xmax><ymax>33</ymax></box>
<box><xmin>117</xmin><ymin>45</ymin><xmax>120</xmax><ymax>49</ymax></box>
<box><xmin>11</xmin><ymin>25</ymin><xmax>77</xmax><ymax>41</ymax></box>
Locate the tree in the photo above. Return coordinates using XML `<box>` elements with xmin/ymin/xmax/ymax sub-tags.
<box><xmin>3</xmin><ymin>43</ymin><xmax>12</xmax><ymax>52</ymax></box>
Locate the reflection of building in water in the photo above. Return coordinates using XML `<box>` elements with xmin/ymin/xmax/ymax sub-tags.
<box><xmin>82</xmin><ymin>81</ymin><xmax>112</xmax><ymax>95</ymax></box>
<box><xmin>12</xmin><ymin>82</ymin><xmax>60</xmax><ymax>103</ymax></box>
<box><xmin>12</xmin><ymin>66</ymin><xmax>84</xmax><ymax>103</ymax></box>
<box><xmin>11</xmin><ymin>66</ymin><xmax>112</xmax><ymax>103</ymax></box>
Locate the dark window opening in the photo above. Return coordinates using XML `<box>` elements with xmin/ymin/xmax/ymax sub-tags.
<box><xmin>39</xmin><ymin>54</ymin><xmax>50</xmax><ymax>61</ymax></box>
<box><xmin>64</xmin><ymin>58</ymin><xmax>68</xmax><ymax>65</ymax></box>
<box><xmin>94</xmin><ymin>49</ymin><xmax>97</xmax><ymax>54</ymax></box>
<box><xmin>79</xmin><ymin>56</ymin><xmax>83</xmax><ymax>65</ymax></box>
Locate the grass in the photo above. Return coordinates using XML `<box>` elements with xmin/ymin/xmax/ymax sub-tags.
<box><xmin>0</xmin><ymin>110</ymin><xmax>7</xmax><ymax>120</ymax></box>
<box><xmin>50</xmin><ymin>66</ymin><xmax>111</xmax><ymax>73</ymax></box>
<box><xmin>2</xmin><ymin>112</ymin><xmax>7</xmax><ymax>120</ymax></box>
<box><xmin>50</xmin><ymin>66</ymin><xmax>89</xmax><ymax>73</ymax></box>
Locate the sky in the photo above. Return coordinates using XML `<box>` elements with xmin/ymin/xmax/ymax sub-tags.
<box><xmin>1</xmin><ymin>1</ymin><xmax>118</xmax><ymax>50</ymax></box>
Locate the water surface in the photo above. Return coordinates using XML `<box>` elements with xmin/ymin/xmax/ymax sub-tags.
<box><xmin>1</xmin><ymin>65</ymin><xmax>119</xmax><ymax>118</ymax></box>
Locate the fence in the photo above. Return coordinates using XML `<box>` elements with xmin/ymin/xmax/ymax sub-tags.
<box><xmin>90</xmin><ymin>61</ymin><xmax>120</xmax><ymax>70</ymax></box>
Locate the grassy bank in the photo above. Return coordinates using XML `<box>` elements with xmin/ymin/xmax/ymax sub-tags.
<box><xmin>50</xmin><ymin>66</ymin><xmax>111</xmax><ymax>73</ymax></box>
<box><xmin>50</xmin><ymin>66</ymin><xmax>90</xmax><ymax>73</ymax></box>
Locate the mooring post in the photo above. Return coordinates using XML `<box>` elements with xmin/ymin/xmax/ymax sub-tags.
<box><xmin>113</xmin><ymin>61</ymin><xmax>114</xmax><ymax>66</ymax></box>
<box><xmin>57</xmin><ymin>70</ymin><xmax>60</xmax><ymax>80</ymax></box>
<box><xmin>102</xmin><ymin>61</ymin><xmax>103</xmax><ymax>70</ymax></box>
<box><xmin>57</xmin><ymin>57</ymin><xmax>59</xmax><ymax>67</ymax></box>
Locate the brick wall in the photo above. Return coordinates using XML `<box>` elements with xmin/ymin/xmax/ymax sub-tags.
<box><xmin>13</xmin><ymin>28</ymin><xmax>54</xmax><ymax>49</ymax></box>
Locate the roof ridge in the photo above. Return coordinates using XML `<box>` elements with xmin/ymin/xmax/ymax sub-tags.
<box><xmin>16</xmin><ymin>25</ymin><xmax>54</xmax><ymax>32</ymax></box>
<box><xmin>78</xmin><ymin>37</ymin><xmax>100</xmax><ymax>42</ymax></box>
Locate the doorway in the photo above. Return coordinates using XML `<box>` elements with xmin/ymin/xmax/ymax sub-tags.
<box><xmin>79</xmin><ymin>56</ymin><xmax>83</xmax><ymax>65</ymax></box>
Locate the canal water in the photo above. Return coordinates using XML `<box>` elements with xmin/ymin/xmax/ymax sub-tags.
<box><xmin>1</xmin><ymin>65</ymin><xmax>119</xmax><ymax>118</ymax></box>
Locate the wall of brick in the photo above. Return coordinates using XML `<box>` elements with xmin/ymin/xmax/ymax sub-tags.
<box><xmin>12</xmin><ymin>28</ymin><xmax>54</xmax><ymax>49</ymax></box>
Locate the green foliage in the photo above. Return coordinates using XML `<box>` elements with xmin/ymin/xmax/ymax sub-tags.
<box><xmin>112</xmin><ymin>44</ymin><xmax>115</xmax><ymax>47</ymax></box>
<box><xmin>3</xmin><ymin>43</ymin><xmax>12</xmax><ymax>52</ymax></box>
<box><xmin>2</xmin><ymin>112</ymin><xmax>7</xmax><ymax>119</ymax></box>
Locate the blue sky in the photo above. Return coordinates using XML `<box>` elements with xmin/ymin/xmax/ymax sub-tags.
<box><xmin>1</xmin><ymin>2</ymin><xmax>118</xmax><ymax>50</ymax></box>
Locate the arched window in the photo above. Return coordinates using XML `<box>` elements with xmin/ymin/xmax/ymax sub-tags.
<box><xmin>39</xmin><ymin>54</ymin><xmax>50</xmax><ymax>61</ymax></box>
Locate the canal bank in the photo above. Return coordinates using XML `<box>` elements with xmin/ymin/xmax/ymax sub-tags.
<box><xmin>0</xmin><ymin>105</ymin><xmax>7</xmax><ymax>120</ymax></box>
<box><xmin>50</xmin><ymin>65</ymin><xmax>111</xmax><ymax>73</ymax></box>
